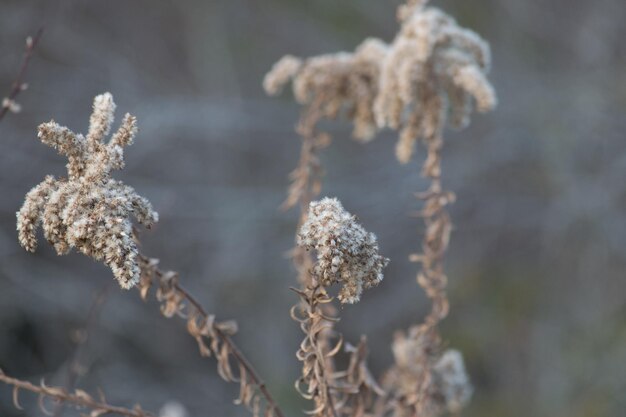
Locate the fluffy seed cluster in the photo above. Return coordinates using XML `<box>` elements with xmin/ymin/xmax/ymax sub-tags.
<box><xmin>264</xmin><ymin>38</ymin><xmax>388</xmax><ymax>142</ymax></box>
<box><xmin>264</xmin><ymin>0</ymin><xmax>496</xmax><ymax>163</ymax></box>
<box><xmin>16</xmin><ymin>93</ymin><xmax>158</xmax><ymax>289</ymax></box>
<box><xmin>376</xmin><ymin>0</ymin><xmax>496</xmax><ymax>163</ymax></box>
<box><xmin>385</xmin><ymin>331</ymin><xmax>472</xmax><ymax>416</ymax></box>
<box><xmin>297</xmin><ymin>197</ymin><xmax>389</xmax><ymax>304</ymax></box>
<box><xmin>431</xmin><ymin>349</ymin><xmax>473</xmax><ymax>413</ymax></box>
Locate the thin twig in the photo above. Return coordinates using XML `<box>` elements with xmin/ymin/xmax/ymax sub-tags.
<box><xmin>0</xmin><ymin>28</ymin><xmax>43</xmax><ymax>122</ymax></box>
<box><xmin>0</xmin><ymin>369</ymin><xmax>153</xmax><ymax>417</ymax></box>
<box><xmin>173</xmin><ymin>282</ymin><xmax>284</xmax><ymax>417</ymax></box>
<box><xmin>53</xmin><ymin>284</ymin><xmax>113</xmax><ymax>417</ymax></box>
<box><xmin>137</xmin><ymin>254</ymin><xmax>286</xmax><ymax>417</ymax></box>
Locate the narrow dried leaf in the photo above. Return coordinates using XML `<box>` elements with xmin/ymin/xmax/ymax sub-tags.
<box><xmin>12</xmin><ymin>386</ymin><xmax>23</xmax><ymax>410</ymax></box>
<box><xmin>38</xmin><ymin>393</ymin><xmax>54</xmax><ymax>416</ymax></box>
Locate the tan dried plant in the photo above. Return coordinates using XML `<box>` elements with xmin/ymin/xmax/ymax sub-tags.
<box><xmin>298</xmin><ymin>198</ymin><xmax>389</xmax><ymax>305</ymax></box>
<box><xmin>13</xmin><ymin>93</ymin><xmax>285</xmax><ymax>417</ymax></box>
<box><xmin>377</xmin><ymin>0</ymin><xmax>495</xmax><ymax>164</ymax></box>
<box><xmin>265</xmin><ymin>0</ymin><xmax>496</xmax><ymax>416</ymax></box>
<box><xmin>8</xmin><ymin>1</ymin><xmax>496</xmax><ymax>417</ymax></box>
<box><xmin>291</xmin><ymin>198</ymin><xmax>388</xmax><ymax>417</ymax></box>
<box><xmin>264</xmin><ymin>38</ymin><xmax>387</xmax><ymax>144</ymax></box>
<box><xmin>264</xmin><ymin>31</ymin><xmax>391</xmax><ymax>417</ymax></box>
<box><xmin>16</xmin><ymin>92</ymin><xmax>158</xmax><ymax>289</ymax></box>
<box><xmin>0</xmin><ymin>368</ymin><xmax>153</xmax><ymax>417</ymax></box>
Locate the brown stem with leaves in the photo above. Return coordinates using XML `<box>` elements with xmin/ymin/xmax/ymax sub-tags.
<box><xmin>0</xmin><ymin>369</ymin><xmax>152</xmax><ymax>417</ymax></box>
<box><xmin>137</xmin><ymin>255</ymin><xmax>285</xmax><ymax>417</ymax></box>
<box><xmin>0</xmin><ymin>28</ymin><xmax>43</xmax><ymax>121</ymax></box>
<box><xmin>392</xmin><ymin>94</ymin><xmax>455</xmax><ymax>417</ymax></box>
<box><xmin>283</xmin><ymin>102</ymin><xmax>349</xmax><ymax>417</ymax></box>
<box><xmin>291</xmin><ymin>284</ymin><xmax>341</xmax><ymax>417</ymax></box>
<box><xmin>411</xmin><ymin>133</ymin><xmax>453</xmax><ymax>334</ymax></box>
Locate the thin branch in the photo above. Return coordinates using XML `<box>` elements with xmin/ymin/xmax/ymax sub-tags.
<box><xmin>0</xmin><ymin>369</ymin><xmax>153</xmax><ymax>417</ymax></box>
<box><xmin>53</xmin><ymin>284</ymin><xmax>113</xmax><ymax>417</ymax></box>
<box><xmin>0</xmin><ymin>28</ymin><xmax>43</xmax><ymax>122</ymax></box>
<box><xmin>174</xmin><ymin>282</ymin><xmax>283</xmax><ymax>417</ymax></box>
<box><xmin>137</xmin><ymin>254</ymin><xmax>286</xmax><ymax>417</ymax></box>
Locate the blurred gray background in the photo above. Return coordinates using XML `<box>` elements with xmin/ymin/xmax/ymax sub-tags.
<box><xmin>1</xmin><ymin>0</ymin><xmax>625</xmax><ymax>416</ymax></box>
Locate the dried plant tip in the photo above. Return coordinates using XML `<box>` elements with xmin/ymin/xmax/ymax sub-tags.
<box><xmin>451</xmin><ymin>64</ymin><xmax>497</xmax><ymax>112</ymax></box>
<box><xmin>384</xmin><ymin>331</ymin><xmax>472</xmax><ymax>417</ymax></box>
<box><xmin>376</xmin><ymin>3</ymin><xmax>496</xmax><ymax>163</ymax></box>
<box><xmin>2</xmin><ymin>98</ymin><xmax>21</xmax><ymax>113</ymax></box>
<box><xmin>16</xmin><ymin>93</ymin><xmax>157</xmax><ymax>289</ymax></box>
<box><xmin>88</xmin><ymin>92</ymin><xmax>116</xmax><ymax>142</ymax></box>
<box><xmin>263</xmin><ymin>55</ymin><xmax>302</xmax><ymax>96</ymax></box>
<box><xmin>297</xmin><ymin>197</ymin><xmax>389</xmax><ymax>304</ymax></box>
<box><xmin>265</xmin><ymin>38</ymin><xmax>388</xmax><ymax>142</ymax></box>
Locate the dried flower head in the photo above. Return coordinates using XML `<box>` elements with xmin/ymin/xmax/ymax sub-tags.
<box><xmin>265</xmin><ymin>1</ymin><xmax>495</xmax><ymax>164</ymax></box>
<box><xmin>264</xmin><ymin>38</ymin><xmax>388</xmax><ymax>142</ymax></box>
<box><xmin>432</xmin><ymin>349</ymin><xmax>473</xmax><ymax>414</ymax></box>
<box><xmin>385</xmin><ymin>330</ymin><xmax>472</xmax><ymax>417</ymax></box>
<box><xmin>376</xmin><ymin>1</ymin><xmax>496</xmax><ymax>163</ymax></box>
<box><xmin>16</xmin><ymin>93</ymin><xmax>158</xmax><ymax>289</ymax></box>
<box><xmin>297</xmin><ymin>197</ymin><xmax>389</xmax><ymax>303</ymax></box>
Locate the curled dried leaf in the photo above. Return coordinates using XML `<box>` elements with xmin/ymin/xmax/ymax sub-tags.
<box><xmin>38</xmin><ymin>392</ymin><xmax>54</xmax><ymax>416</ymax></box>
<box><xmin>75</xmin><ymin>389</ymin><xmax>93</xmax><ymax>402</ymax></box>
<box><xmin>13</xmin><ymin>386</ymin><xmax>23</xmax><ymax>410</ymax></box>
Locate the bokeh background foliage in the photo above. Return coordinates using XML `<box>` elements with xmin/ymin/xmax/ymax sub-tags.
<box><xmin>1</xmin><ymin>0</ymin><xmax>625</xmax><ymax>416</ymax></box>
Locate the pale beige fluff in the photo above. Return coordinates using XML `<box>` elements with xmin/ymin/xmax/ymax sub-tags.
<box><xmin>432</xmin><ymin>349</ymin><xmax>473</xmax><ymax>413</ymax></box>
<box><xmin>376</xmin><ymin>3</ymin><xmax>496</xmax><ymax>163</ymax></box>
<box><xmin>264</xmin><ymin>38</ymin><xmax>389</xmax><ymax>142</ymax></box>
<box><xmin>297</xmin><ymin>197</ymin><xmax>389</xmax><ymax>304</ymax></box>
<box><xmin>265</xmin><ymin>1</ymin><xmax>496</xmax><ymax>164</ymax></box>
<box><xmin>385</xmin><ymin>331</ymin><xmax>472</xmax><ymax>417</ymax></box>
<box><xmin>17</xmin><ymin>93</ymin><xmax>158</xmax><ymax>289</ymax></box>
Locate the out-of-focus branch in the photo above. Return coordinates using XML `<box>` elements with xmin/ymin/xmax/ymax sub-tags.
<box><xmin>53</xmin><ymin>284</ymin><xmax>113</xmax><ymax>417</ymax></box>
<box><xmin>0</xmin><ymin>28</ymin><xmax>43</xmax><ymax>122</ymax></box>
<box><xmin>0</xmin><ymin>369</ymin><xmax>153</xmax><ymax>417</ymax></box>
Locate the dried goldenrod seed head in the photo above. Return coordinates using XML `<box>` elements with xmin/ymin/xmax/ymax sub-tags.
<box><xmin>16</xmin><ymin>93</ymin><xmax>158</xmax><ymax>289</ymax></box>
<box><xmin>297</xmin><ymin>197</ymin><xmax>389</xmax><ymax>303</ymax></box>
<box><xmin>387</xmin><ymin>332</ymin><xmax>472</xmax><ymax>417</ymax></box>
<box><xmin>432</xmin><ymin>349</ymin><xmax>473</xmax><ymax>414</ymax></box>
<box><xmin>377</xmin><ymin>3</ymin><xmax>496</xmax><ymax>164</ymax></box>
<box><xmin>264</xmin><ymin>38</ymin><xmax>389</xmax><ymax>142</ymax></box>
<box><xmin>266</xmin><ymin>1</ymin><xmax>496</xmax><ymax>165</ymax></box>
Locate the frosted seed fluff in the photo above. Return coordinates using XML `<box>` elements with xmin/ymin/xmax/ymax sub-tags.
<box><xmin>297</xmin><ymin>197</ymin><xmax>389</xmax><ymax>303</ymax></box>
<box><xmin>17</xmin><ymin>93</ymin><xmax>158</xmax><ymax>289</ymax></box>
